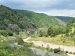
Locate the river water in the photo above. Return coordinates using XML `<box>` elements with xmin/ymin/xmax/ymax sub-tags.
<box><xmin>30</xmin><ymin>48</ymin><xmax>67</xmax><ymax>56</ymax></box>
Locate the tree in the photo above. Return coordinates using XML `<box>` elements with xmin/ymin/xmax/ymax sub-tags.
<box><xmin>47</xmin><ymin>27</ymin><xmax>54</xmax><ymax>36</ymax></box>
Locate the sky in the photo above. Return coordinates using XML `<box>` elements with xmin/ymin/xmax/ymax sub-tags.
<box><xmin>0</xmin><ymin>0</ymin><xmax>75</xmax><ymax>17</ymax></box>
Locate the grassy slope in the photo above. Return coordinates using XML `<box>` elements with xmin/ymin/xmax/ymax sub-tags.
<box><xmin>29</xmin><ymin>36</ymin><xmax>75</xmax><ymax>46</ymax></box>
<box><xmin>29</xmin><ymin>18</ymin><xmax>75</xmax><ymax>46</ymax></box>
<box><xmin>16</xmin><ymin>10</ymin><xmax>65</xmax><ymax>28</ymax></box>
<box><xmin>0</xmin><ymin>35</ymin><xmax>37</xmax><ymax>56</ymax></box>
<box><xmin>0</xmin><ymin>5</ymin><xmax>67</xmax><ymax>34</ymax></box>
<box><xmin>0</xmin><ymin>5</ymin><xmax>74</xmax><ymax>31</ymax></box>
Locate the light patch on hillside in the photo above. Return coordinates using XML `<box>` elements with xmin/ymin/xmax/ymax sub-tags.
<box><xmin>55</xmin><ymin>18</ymin><xmax>66</xmax><ymax>26</ymax></box>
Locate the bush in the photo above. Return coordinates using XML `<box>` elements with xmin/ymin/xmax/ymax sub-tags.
<box><xmin>53</xmin><ymin>48</ymin><xmax>61</xmax><ymax>53</ymax></box>
<box><xmin>0</xmin><ymin>32</ymin><xmax>8</xmax><ymax>37</ymax></box>
<box><xmin>7</xmin><ymin>31</ymin><xmax>13</xmax><ymax>36</ymax></box>
<box><xmin>16</xmin><ymin>37</ymin><xmax>24</xmax><ymax>45</ymax></box>
<box><xmin>65</xmin><ymin>51</ymin><xmax>68</xmax><ymax>53</ymax></box>
<box><xmin>73</xmin><ymin>52</ymin><xmax>75</xmax><ymax>55</ymax></box>
<box><xmin>69</xmin><ymin>52</ymin><xmax>72</xmax><ymax>54</ymax></box>
<box><xmin>0</xmin><ymin>37</ymin><xmax>37</xmax><ymax>56</ymax></box>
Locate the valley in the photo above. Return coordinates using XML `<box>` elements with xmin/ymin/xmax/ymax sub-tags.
<box><xmin>0</xmin><ymin>5</ymin><xmax>75</xmax><ymax>56</ymax></box>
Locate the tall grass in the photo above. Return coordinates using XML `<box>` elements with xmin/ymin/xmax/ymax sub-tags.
<box><xmin>29</xmin><ymin>35</ymin><xmax>75</xmax><ymax>46</ymax></box>
<box><xmin>0</xmin><ymin>35</ymin><xmax>37</xmax><ymax>56</ymax></box>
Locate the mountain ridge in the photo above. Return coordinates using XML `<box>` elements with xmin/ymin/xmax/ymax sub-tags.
<box><xmin>0</xmin><ymin>5</ymin><xmax>73</xmax><ymax>35</ymax></box>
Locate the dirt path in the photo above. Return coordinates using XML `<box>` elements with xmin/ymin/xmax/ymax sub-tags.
<box><xmin>23</xmin><ymin>37</ymin><xmax>31</xmax><ymax>42</ymax></box>
<box><xmin>23</xmin><ymin>38</ymin><xmax>75</xmax><ymax>56</ymax></box>
<box><xmin>32</xmin><ymin>41</ymin><xmax>75</xmax><ymax>52</ymax></box>
<box><xmin>31</xmin><ymin>41</ymin><xmax>75</xmax><ymax>56</ymax></box>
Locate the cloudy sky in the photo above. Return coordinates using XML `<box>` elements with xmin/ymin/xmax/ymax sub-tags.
<box><xmin>0</xmin><ymin>0</ymin><xmax>75</xmax><ymax>17</ymax></box>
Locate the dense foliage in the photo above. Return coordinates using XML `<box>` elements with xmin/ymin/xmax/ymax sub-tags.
<box><xmin>0</xmin><ymin>4</ymin><xmax>75</xmax><ymax>56</ymax></box>
<box><xmin>0</xmin><ymin>35</ymin><xmax>37</xmax><ymax>56</ymax></box>
<box><xmin>0</xmin><ymin>5</ymin><xmax>75</xmax><ymax>37</ymax></box>
<box><xmin>0</xmin><ymin>5</ymin><xmax>36</xmax><ymax>35</ymax></box>
<box><xmin>0</xmin><ymin>5</ymin><xmax>68</xmax><ymax>36</ymax></box>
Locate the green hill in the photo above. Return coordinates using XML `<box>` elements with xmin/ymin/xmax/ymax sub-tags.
<box><xmin>0</xmin><ymin>5</ymin><xmax>36</xmax><ymax>34</ymax></box>
<box><xmin>16</xmin><ymin>10</ymin><xmax>66</xmax><ymax>28</ymax></box>
<box><xmin>0</xmin><ymin>5</ymin><xmax>69</xmax><ymax>35</ymax></box>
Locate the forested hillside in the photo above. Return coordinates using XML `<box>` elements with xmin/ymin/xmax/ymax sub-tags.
<box><xmin>0</xmin><ymin>5</ymin><xmax>73</xmax><ymax>36</ymax></box>
<box><xmin>16</xmin><ymin>10</ymin><xmax>65</xmax><ymax>27</ymax></box>
<box><xmin>0</xmin><ymin>5</ymin><xmax>36</xmax><ymax>35</ymax></box>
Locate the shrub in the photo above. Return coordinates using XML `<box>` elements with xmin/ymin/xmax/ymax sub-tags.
<box><xmin>73</xmin><ymin>52</ymin><xmax>75</xmax><ymax>55</ymax></box>
<box><xmin>69</xmin><ymin>52</ymin><xmax>72</xmax><ymax>54</ymax></box>
<box><xmin>53</xmin><ymin>48</ymin><xmax>61</xmax><ymax>53</ymax></box>
<box><xmin>65</xmin><ymin>51</ymin><xmax>68</xmax><ymax>53</ymax></box>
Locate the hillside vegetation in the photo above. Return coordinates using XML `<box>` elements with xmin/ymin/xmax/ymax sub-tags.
<box><xmin>0</xmin><ymin>5</ymin><xmax>36</xmax><ymax>34</ymax></box>
<box><xmin>0</xmin><ymin>5</ymin><xmax>75</xmax><ymax>56</ymax></box>
<box><xmin>0</xmin><ymin>34</ymin><xmax>37</xmax><ymax>56</ymax></box>
<box><xmin>0</xmin><ymin>5</ymin><xmax>75</xmax><ymax>37</ymax></box>
<box><xmin>0</xmin><ymin>5</ymin><xmax>70</xmax><ymax>36</ymax></box>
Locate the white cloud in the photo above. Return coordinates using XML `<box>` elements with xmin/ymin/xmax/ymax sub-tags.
<box><xmin>0</xmin><ymin>0</ymin><xmax>2</xmax><ymax>4</ymax></box>
<box><xmin>35</xmin><ymin>9</ymin><xmax>75</xmax><ymax>17</ymax></box>
<box><xmin>2</xmin><ymin>0</ymin><xmax>61</xmax><ymax>7</ymax></box>
<box><xmin>4</xmin><ymin>0</ymin><xmax>59</xmax><ymax>4</ymax></box>
<box><xmin>1</xmin><ymin>0</ymin><xmax>75</xmax><ymax>17</ymax></box>
<box><xmin>1</xmin><ymin>0</ymin><xmax>75</xmax><ymax>9</ymax></box>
